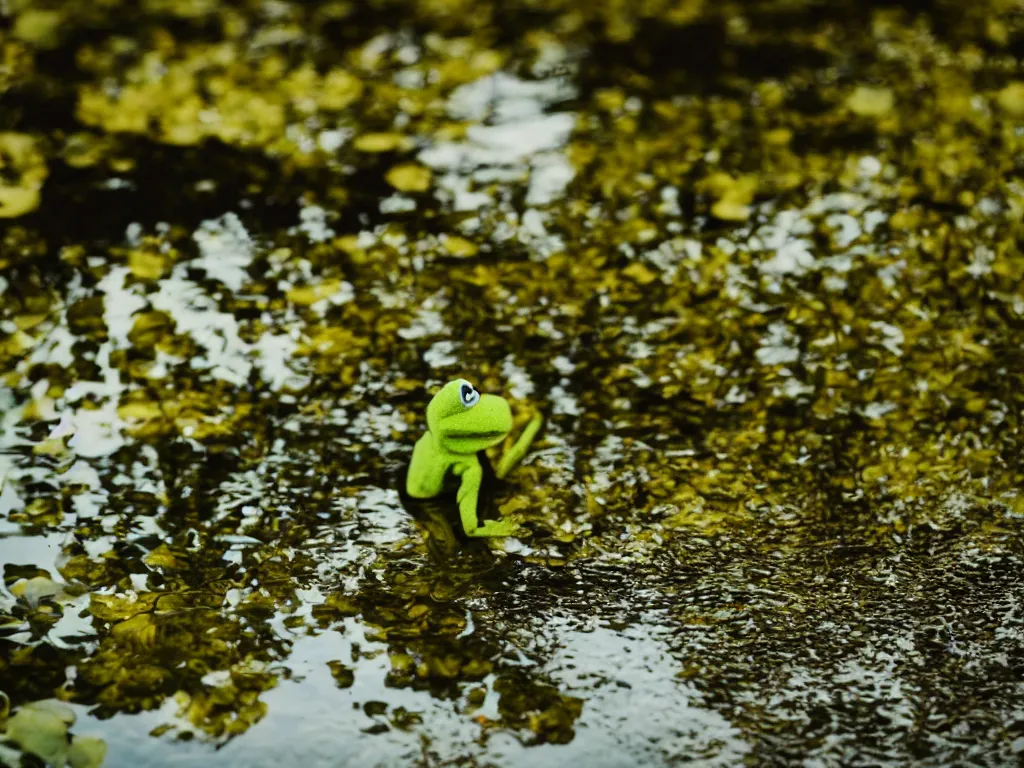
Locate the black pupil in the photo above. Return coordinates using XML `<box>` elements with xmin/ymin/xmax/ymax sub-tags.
<box><xmin>461</xmin><ymin>385</ymin><xmax>474</xmax><ymax>403</ymax></box>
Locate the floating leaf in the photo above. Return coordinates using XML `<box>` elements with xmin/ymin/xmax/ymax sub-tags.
<box><xmin>10</xmin><ymin>577</ymin><xmax>63</xmax><ymax>606</ymax></box>
<box><xmin>285</xmin><ymin>279</ymin><xmax>348</xmax><ymax>307</ymax></box>
<box><xmin>996</xmin><ymin>81</ymin><xmax>1024</xmax><ymax>116</ymax></box>
<box><xmin>4</xmin><ymin>701</ymin><xmax>73</xmax><ymax>766</ymax></box>
<box><xmin>127</xmin><ymin>311</ymin><xmax>174</xmax><ymax>347</ymax></box>
<box><xmin>846</xmin><ymin>85</ymin><xmax>894</xmax><ymax>117</ymax></box>
<box><xmin>20</xmin><ymin>700</ymin><xmax>76</xmax><ymax>726</ymax></box>
<box><xmin>0</xmin><ymin>133</ymin><xmax>48</xmax><ymax>218</ymax></box>
<box><xmin>89</xmin><ymin>592</ymin><xmax>158</xmax><ymax>621</ymax></box>
<box><xmin>386</xmin><ymin>163</ymin><xmax>431</xmax><ymax>193</ymax></box>
<box><xmin>441</xmin><ymin>235</ymin><xmax>479</xmax><ymax>258</ymax></box>
<box><xmin>317</xmin><ymin>70</ymin><xmax>364</xmax><ymax>111</ymax></box>
<box><xmin>327</xmin><ymin>661</ymin><xmax>355</xmax><ymax>688</ymax></box>
<box><xmin>67</xmin><ymin>735</ymin><xmax>108</xmax><ymax>768</ymax></box>
<box><xmin>32</xmin><ymin>436</ymin><xmax>70</xmax><ymax>457</ymax></box>
<box><xmin>353</xmin><ymin>133</ymin><xmax>410</xmax><ymax>152</ymax></box>
<box><xmin>111</xmin><ymin>613</ymin><xmax>158</xmax><ymax>648</ymax></box>
<box><xmin>143</xmin><ymin>544</ymin><xmax>183</xmax><ymax>570</ymax></box>
<box><xmin>698</xmin><ymin>172</ymin><xmax>757</xmax><ymax>221</ymax></box>
<box><xmin>12</xmin><ymin>10</ymin><xmax>63</xmax><ymax>48</ymax></box>
<box><xmin>127</xmin><ymin>250</ymin><xmax>172</xmax><ymax>281</ymax></box>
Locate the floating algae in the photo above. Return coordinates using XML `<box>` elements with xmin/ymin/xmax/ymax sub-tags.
<box><xmin>0</xmin><ymin>0</ymin><xmax>1023</xmax><ymax>765</ymax></box>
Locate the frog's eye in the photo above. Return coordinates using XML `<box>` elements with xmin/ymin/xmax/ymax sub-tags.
<box><xmin>459</xmin><ymin>382</ymin><xmax>480</xmax><ymax>408</ymax></box>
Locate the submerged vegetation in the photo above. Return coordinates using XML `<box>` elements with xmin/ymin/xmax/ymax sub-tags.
<box><xmin>1</xmin><ymin>0</ymin><xmax>1024</xmax><ymax>764</ymax></box>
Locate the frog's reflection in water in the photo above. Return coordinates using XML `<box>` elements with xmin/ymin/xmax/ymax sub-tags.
<box><xmin>396</xmin><ymin>452</ymin><xmax>509</xmax><ymax>601</ymax></box>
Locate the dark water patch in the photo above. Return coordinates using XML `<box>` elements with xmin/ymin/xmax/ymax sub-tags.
<box><xmin>29</xmin><ymin>139</ymin><xmax>307</xmax><ymax>252</ymax></box>
<box><xmin>577</xmin><ymin>19</ymin><xmax>730</xmax><ymax>100</ymax></box>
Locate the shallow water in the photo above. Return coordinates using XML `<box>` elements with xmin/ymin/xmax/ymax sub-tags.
<box><xmin>1</xmin><ymin>0</ymin><xmax>1024</xmax><ymax>765</ymax></box>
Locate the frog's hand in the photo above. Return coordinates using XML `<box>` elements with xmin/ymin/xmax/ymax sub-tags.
<box><xmin>495</xmin><ymin>412</ymin><xmax>544</xmax><ymax>480</ymax></box>
<box><xmin>455</xmin><ymin>460</ymin><xmax>520</xmax><ymax>538</ymax></box>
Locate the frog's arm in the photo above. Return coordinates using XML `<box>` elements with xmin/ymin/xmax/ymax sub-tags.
<box><xmin>495</xmin><ymin>412</ymin><xmax>543</xmax><ymax>480</ymax></box>
<box><xmin>454</xmin><ymin>458</ymin><xmax>519</xmax><ymax>537</ymax></box>
<box><xmin>406</xmin><ymin>433</ymin><xmax>446</xmax><ymax>498</ymax></box>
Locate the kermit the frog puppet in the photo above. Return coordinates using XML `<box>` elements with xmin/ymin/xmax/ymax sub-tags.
<box><xmin>406</xmin><ymin>379</ymin><xmax>542</xmax><ymax>537</ymax></box>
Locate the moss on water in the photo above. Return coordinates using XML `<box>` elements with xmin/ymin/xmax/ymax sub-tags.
<box><xmin>1</xmin><ymin>0</ymin><xmax>1023</xmax><ymax>765</ymax></box>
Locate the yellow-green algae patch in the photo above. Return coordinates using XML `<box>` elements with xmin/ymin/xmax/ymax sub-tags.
<box><xmin>0</xmin><ymin>133</ymin><xmax>48</xmax><ymax>218</ymax></box>
<box><xmin>1</xmin><ymin>0</ymin><xmax>1024</xmax><ymax>766</ymax></box>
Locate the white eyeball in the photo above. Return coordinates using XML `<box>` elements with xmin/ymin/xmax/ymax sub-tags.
<box><xmin>458</xmin><ymin>380</ymin><xmax>480</xmax><ymax>408</ymax></box>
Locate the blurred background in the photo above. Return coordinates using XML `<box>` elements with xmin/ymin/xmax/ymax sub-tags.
<box><xmin>1</xmin><ymin>1</ymin><xmax>1023</xmax><ymax>766</ymax></box>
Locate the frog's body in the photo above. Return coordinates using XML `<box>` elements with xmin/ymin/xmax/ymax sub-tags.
<box><xmin>406</xmin><ymin>379</ymin><xmax>542</xmax><ymax>537</ymax></box>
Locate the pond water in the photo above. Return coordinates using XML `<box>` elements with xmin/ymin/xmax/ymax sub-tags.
<box><xmin>1</xmin><ymin>0</ymin><xmax>1024</xmax><ymax>765</ymax></box>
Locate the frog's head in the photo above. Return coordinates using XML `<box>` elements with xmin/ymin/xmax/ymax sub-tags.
<box><xmin>427</xmin><ymin>378</ymin><xmax>512</xmax><ymax>454</ymax></box>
